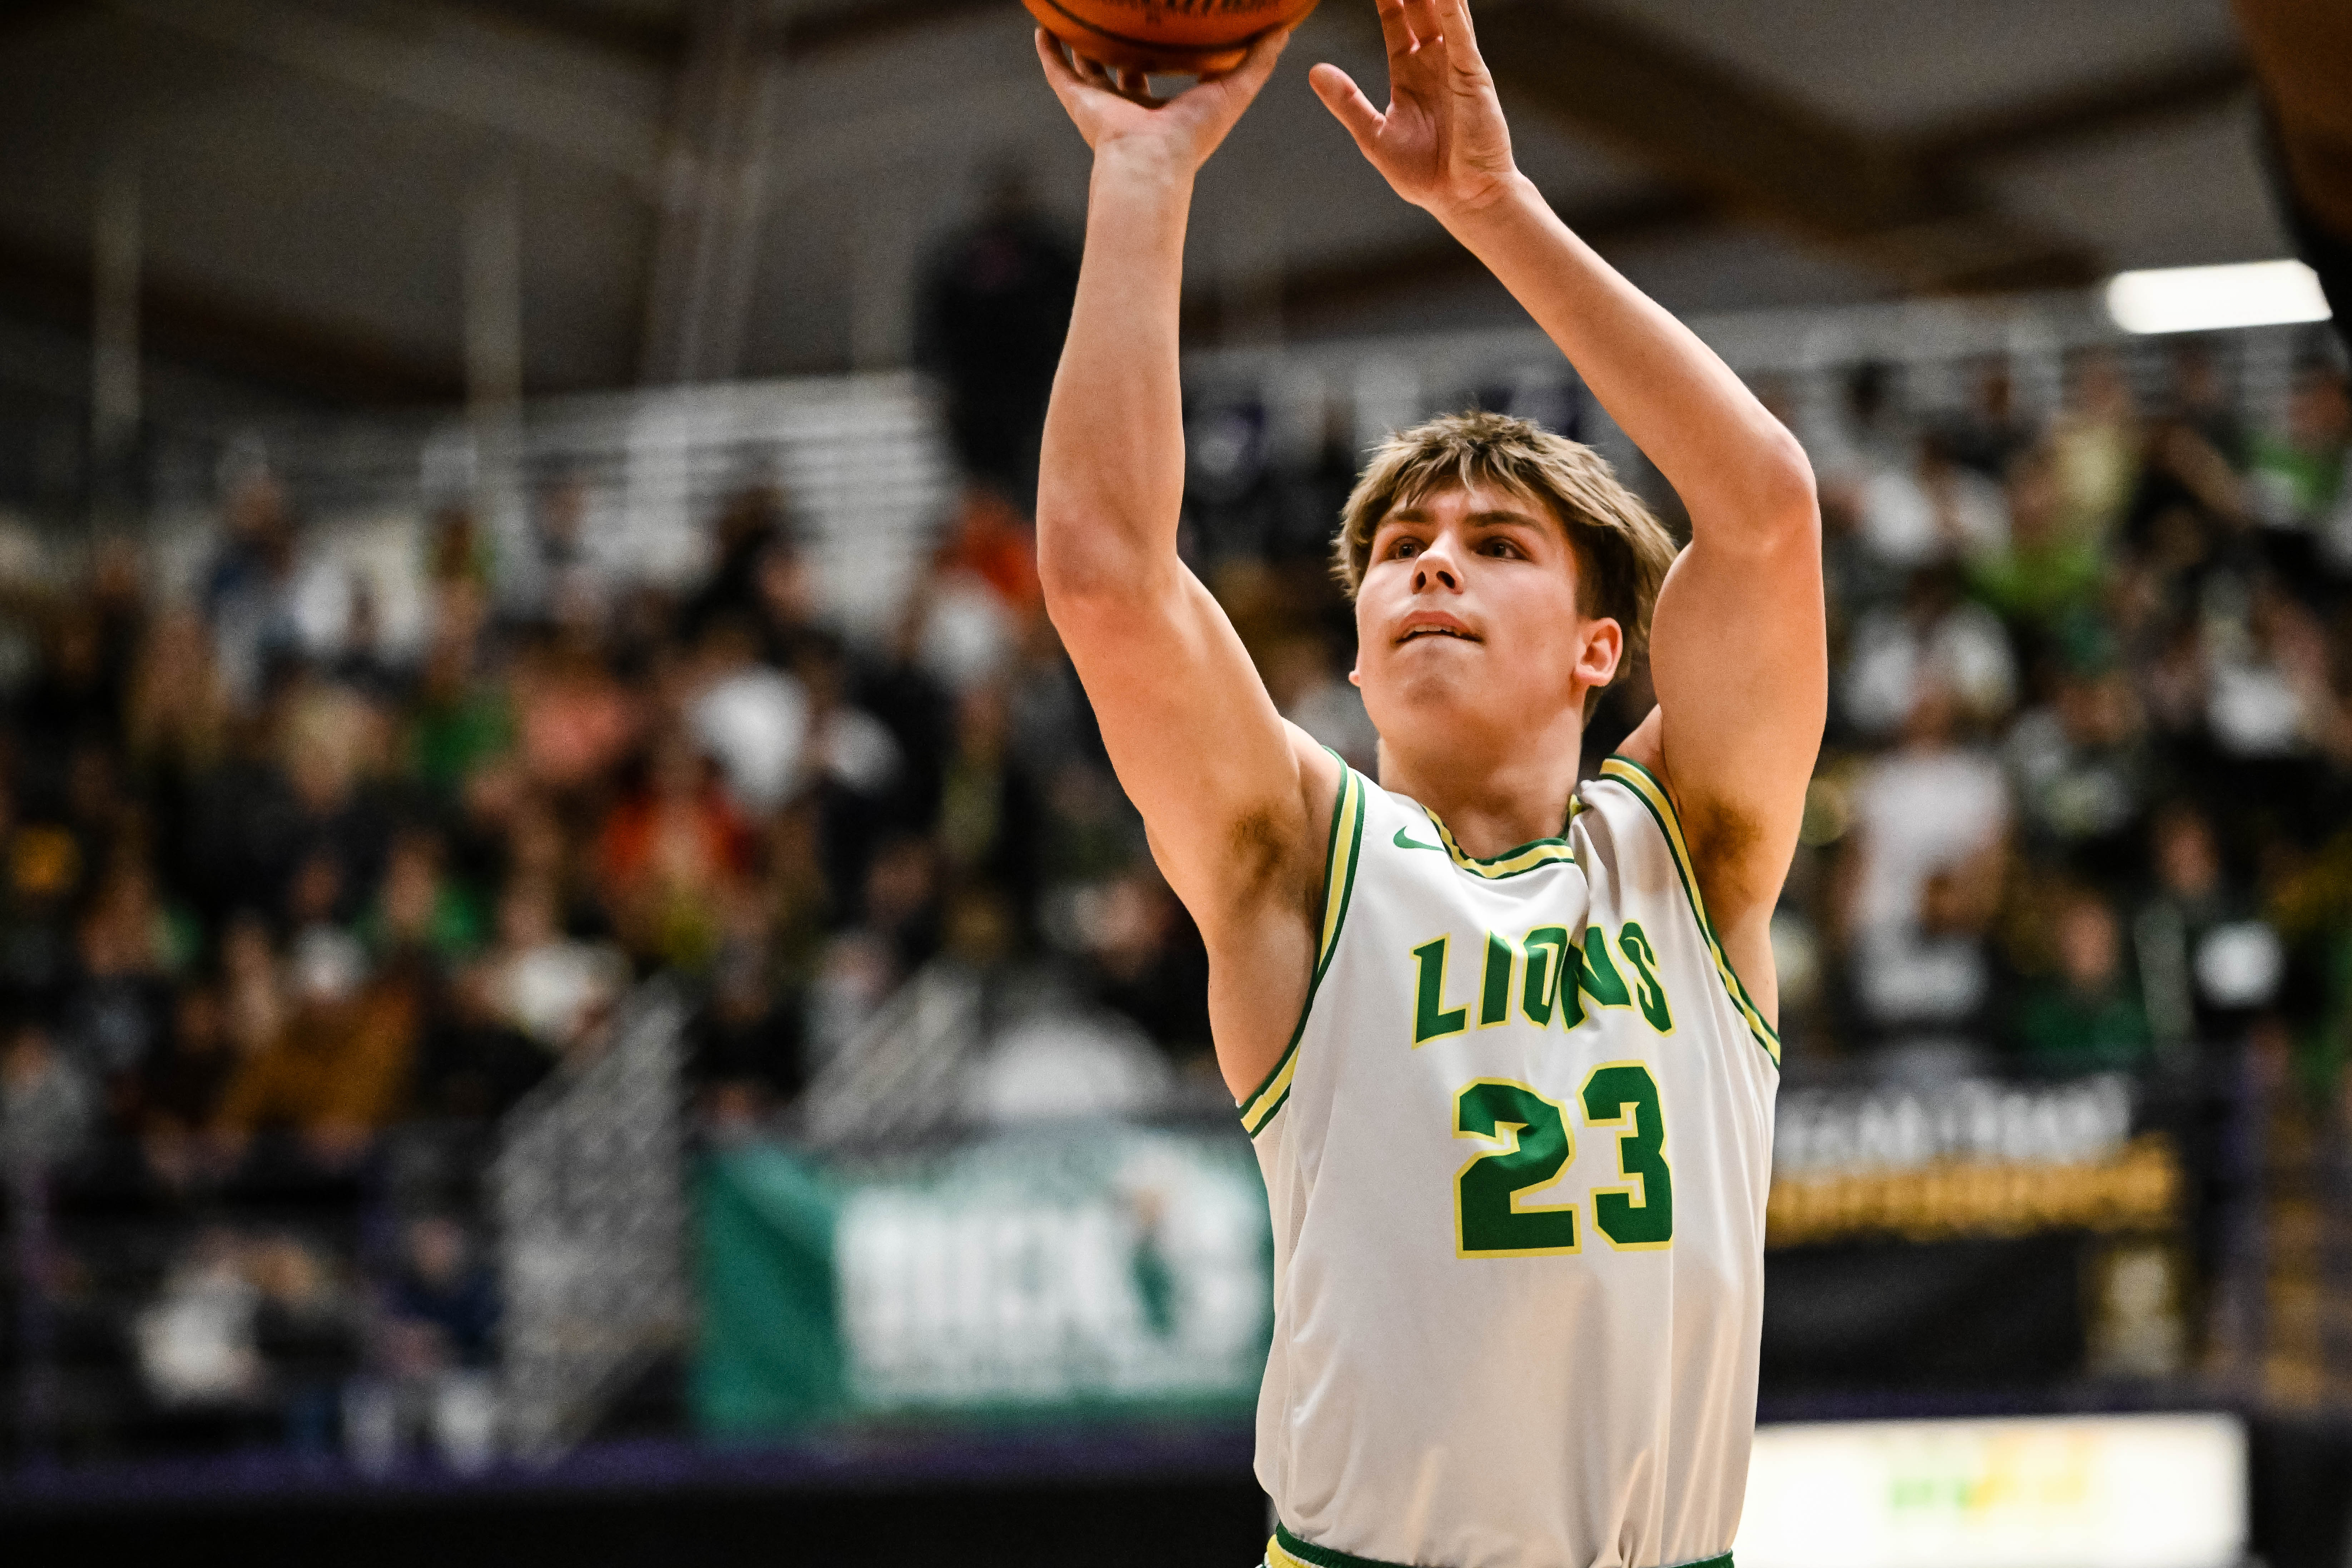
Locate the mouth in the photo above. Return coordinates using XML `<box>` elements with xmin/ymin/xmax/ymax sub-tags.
<box><xmin>1396</xmin><ymin>623</ymin><xmax>1480</xmax><ymax>645</ymax></box>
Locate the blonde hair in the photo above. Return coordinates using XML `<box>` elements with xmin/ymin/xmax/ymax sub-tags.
<box><xmin>1332</xmin><ymin>410</ymin><xmax>1678</xmax><ymax>668</ymax></box>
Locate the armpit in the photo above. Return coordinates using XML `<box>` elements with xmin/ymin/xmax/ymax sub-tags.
<box><xmin>1227</xmin><ymin>805</ymin><xmax>1298</xmax><ymax>905</ymax></box>
<box><xmin>1678</xmin><ymin>791</ymin><xmax>1774</xmax><ymax>912</ymax></box>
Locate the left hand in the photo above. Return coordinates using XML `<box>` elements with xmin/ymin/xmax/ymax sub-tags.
<box><xmin>1307</xmin><ymin>0</ymin><xmax>1519</xmax><ymax>219</ymax></box>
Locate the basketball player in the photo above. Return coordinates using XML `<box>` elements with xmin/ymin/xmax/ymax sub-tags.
<box><xmin>1033</xmin><ymin>0</ymin><xmax>1823</xmax><ymax>1561</ymax></box>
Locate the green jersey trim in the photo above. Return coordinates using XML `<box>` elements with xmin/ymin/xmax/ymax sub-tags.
<box><xmin>1238</xmin><ymin>757</ymin><xmax>1367</xmax><ymax>1137</ymax></box>
<box><xmin>1595</xmin><ymin>756</ymin><xmax>1781</xmax><ymax>1066</ymax></box>
<box><xmin>1412</xmin><ymin>792</ymin><xmax>1587</xmax><ymax>881</ymax></box>
<box><xmin>1421</xmin><ymin>809</ymin><xmax>1580</xmax><ymax>880</ymax></box>
<box><xmin>1268</xmin><ymin>1523</ymin><xmax>1730</xmax><ymax>1568</ymax></box>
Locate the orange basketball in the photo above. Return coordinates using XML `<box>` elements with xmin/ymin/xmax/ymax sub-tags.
<box><xmin>1025</xmin><ymin>0</ymin><xmax>1318</xmax><ymax>76</ymax></box>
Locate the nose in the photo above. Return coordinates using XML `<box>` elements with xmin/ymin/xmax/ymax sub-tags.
<box><xmin>1412</xmin><ymin>540</ymin><xmax>1461</xmax><ymax>593</ymax></box>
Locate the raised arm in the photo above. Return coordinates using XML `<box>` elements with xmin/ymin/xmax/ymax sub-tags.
<box><xmin>1310</xmin><ymin>0</ymin><xmax>1824</xmax><ymax>1010</ymax></box>
<box><xmin>1032</xmin><ymin>31</ymin><xmax>1340</xmax><ymax>1097</ymax></box>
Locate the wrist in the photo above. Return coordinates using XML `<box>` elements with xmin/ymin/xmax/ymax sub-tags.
<box><xmin>1430</xmin><ymin>169</ymin><xmax>1542</xmax><ymax>234</ymax></box>
<box><xmin>1092</xmin><ymin>137</ymin><xmax>1199</xmax><ymax>195</ymax></box>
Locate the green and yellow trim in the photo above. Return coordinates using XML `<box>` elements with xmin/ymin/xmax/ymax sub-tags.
<box><xmin>1268</xmin><ymin>1523</ymin><xmax>1728</xmax><ymax>1568</ymax></box>
<box><xmin>1267</xmin><ymin>1523</ymin><xmax>1404</xmax><ymax>1568</ymax></box>
<box><xmin>1420</xmin><ymin>797</ymin><xmax>1584</xmax><ymax>882</ymax></box>
<box><xmin>1595</xmin><ymin>755</ymin><xmax>1781</xmax><ymax>1068</ymax></box>
<box><xmin>1238</xmin><ymin>758</ymin><xmax>1367</xmax><ymax>1137</ymax></box>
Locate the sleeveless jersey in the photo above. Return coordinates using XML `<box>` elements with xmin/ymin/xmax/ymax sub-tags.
<box><xmin>1239</xmin><ymin>755</ymin><xmax>1781</xmax><ymax>1568</ymax></box>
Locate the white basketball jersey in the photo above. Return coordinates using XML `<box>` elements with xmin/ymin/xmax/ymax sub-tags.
<box><xmin>1240</xmin><ymin>755</ymin><xmax>1781</xmax><ymax>1568</ymax></box>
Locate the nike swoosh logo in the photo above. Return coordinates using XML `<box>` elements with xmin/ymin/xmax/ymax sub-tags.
<box><xmin>1393</xmin><ymin>826</ymin><xmax>1444</xmax><ymax>852</ymax></box>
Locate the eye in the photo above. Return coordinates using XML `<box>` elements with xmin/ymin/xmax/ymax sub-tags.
<box><xmin>1386</xmin><ymin>535</ymin><xmax>1422</xmax><ymax>560</ymax></box>
<box><xmin>1482</xmin><ymin>537</ymin><xmax>1523</xmax><ymax>559</ymax></box>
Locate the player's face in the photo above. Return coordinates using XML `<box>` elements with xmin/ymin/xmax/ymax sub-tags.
<box><xmin>1351</xmin><ymin>483</ymin><xmax>1621</xmax><ymax>763</ymax></box>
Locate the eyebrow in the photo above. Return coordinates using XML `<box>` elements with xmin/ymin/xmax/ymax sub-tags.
<box><xmin>1380</xmin><ymin>508</ymin><xmax>1546</xmax><ymax>528</ymax></box>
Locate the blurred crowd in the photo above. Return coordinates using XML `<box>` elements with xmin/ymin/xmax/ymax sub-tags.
<box><xmin>0</xmin><ymin>450</ymin><xmax>1220</xmax><ymax>1455</ymax></box>
<box><xmin>0</xmin><ymin>314</ymin><xmax>2346</xmax><ymax>1461</ymax></box>
<box><xmin>1770</xmin><ymin>342</ymin><xmax>2352</xmax><ymax>1090</ymax></box>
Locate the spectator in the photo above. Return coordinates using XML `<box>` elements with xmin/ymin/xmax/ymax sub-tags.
<box><xmin>598</xmin><ymin>729</ymin><xmax>758</xmax><ymax>973</ymax></box>
<box><xmin>1849</xmin><ymin>433</ymin><xmax>2009</xmax><ymax>573</ymax></box>
<box><xmin>1078</xmin><ymin>863</ymin><xmax>1213</xmax><ymax>1068</ymax></box>
<box><xmin>2045</xmin><ymin>348</ymin><xmax>2144</xmax><ymax>549</ymax></box>
<box><xmin>0</xmin><ymin>1023</ymin><xmax>94</xmax><ymax>1172</ymax></box>
<box><xmin>135</xmin><ymin>1226</ymin><xmax>263</xmax><ymax>1410</ymax></box>
<box><xmin>688</xmin><ymin>618</ymin><xmax>809</xmax><ymax>817</ymax></box>
<box><xmin>211</xmin><ymin>931</ymin><xmax>416</xmax><ymax>1169</ymax></box>
<box><xmin>915</xmin><ymin>166</ymin><xmax>1080</xmax><ymax>508</ymax></box>
<box><xmin>2005</xmin><ymin>647</ymin><xmax>2156</xmax><ymax>880</ymax></box>
<box><xmin>1840</xmin><ymin>678</ymin><xmax>2010</xmax><ymax>1037</ymax></box>
<box><xmin>1262</xmin><ymin>632</ymin><xmax>1381</xmax><ymax>775</ymax></box>
<box><xmin>382</xmin><ymin>1215</ymin><xmax>499</xmax><ymax>1372</ymax></box>
<box><xmin>1938</xmin><ymin>356</ymin><xmax>2035</xmax><ymax>480</ymax></box>
<box><xmin>406</xmin><ymin>624</ymin><xmax>513</xmax><ymax>803</ymax></box>
<box><xmin>248</xmin><ymin>1231</ymin><xmax>358</xmax><ymax>1451</ymax></box>
<box><xmin>2249</xmin><ymin>360</ymin><xmax>2350</xmax><ymax>539</ymax></box>
<box><xmin>2009</xmin><ymin>888</ymin><xmax>2155</xmax><ymax>1076</ymax></box>
<box><xmin>138</xmin><ymin>984</ymin><xmax>237</xmax><ymax>1188</ymax></box>
<box><xmin>482</xmin><ymin>876</ymin><xmax>625</xmax><ymax>1052</ymax></box>
<box><xmin>681</xmin><ymin>485</ymin><xmax>794</xmax><ymax>645</ymax></box>
<box><xmin>2133</xmin><ymin>803</ymin><xmax>2282</xmax><ymax>1053</ymax></box>
<box><xmin>1968</xmin><ymin>447</ymin><xmax>2106</xmax><ymax>635</ymax></box>
<box><xmin>202</xmin><ymin>468</ymin><xmax>304</xmax><ymax>708</ymax></box>
<box><xmin>1842</xmin><ymin>564</ymin><xmax>2017</xmax><ymax>740</ymax></box>
<box><xmin>58</xmin><ymin>866</ymin><xmax>174</xmax><ymax>1091</ymax></box>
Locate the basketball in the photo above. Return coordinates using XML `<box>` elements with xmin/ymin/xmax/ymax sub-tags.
<box><xmin>1023</xmin><ymin>0</ymin><xmax>1318</xmax><ymax>76</ymax></box>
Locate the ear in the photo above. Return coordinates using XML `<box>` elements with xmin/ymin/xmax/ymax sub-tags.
<box><xmin>1576</xmin><ymin>616</ymin><xmax>1624</xmax><ymax>692</ymax></box>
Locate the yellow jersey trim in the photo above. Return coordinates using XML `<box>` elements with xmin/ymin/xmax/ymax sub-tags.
<box><xmin>1595</xmin><ymin>756</ymin><xmax>1781</xmax><ymax>1067</ymax></box>
<box><xmin>1238</xmin><ymin>761</ymin><xmax>1367</xmax><ymax>1136</ymax></box>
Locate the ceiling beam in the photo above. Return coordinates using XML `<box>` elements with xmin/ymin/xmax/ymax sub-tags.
<box><xmin>1469</xmin><ymin>0</ymin><xmax>2099</xmax><ymax>291</ymax></box>
<box><xmin>106</xmin><ymin>0</ymin><xmax>667</xmax><ymax>188</ymax></box>
<box><xmin>1185</xmin><ymin>187</ymin><xmax>1713</xmax><ymax>336</ymax></box>
<box><xmin>1201</xmin><ymin>18</ymin><xmax>2253</xmax><ymax>325</ymax></box>
<box><xmin>1912</xmin><ymin>51</ymin><xmax>2252</xmax><ymax>169</ymax></box>
<box><xmin>0</xmin><ymin>228</ymin><xmax>463</xmax><ymax>406</ymax></box>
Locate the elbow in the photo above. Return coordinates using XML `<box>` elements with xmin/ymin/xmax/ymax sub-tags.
<box><xmin>1738</xmin><ymin>435</ymin><xmax>1820</xmax><ymax>558</ymax></box>
<box><xmin>1696</xmin><ymin>443</ymin><xmax>1817</xmax><ymax>560</ymax></box>
<box><xmin>1756</xmin><ymin>427</ymin><xmax>1819</xmax><ymax>529</ymax></box>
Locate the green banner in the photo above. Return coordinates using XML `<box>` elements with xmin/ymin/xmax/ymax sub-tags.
<box><xmin>694</xmin><ymin>1123</ymin><xmax>1272</xmax><ymax>1436</ymax></box>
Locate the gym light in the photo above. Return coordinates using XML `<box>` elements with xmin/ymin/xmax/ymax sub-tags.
<box><xmin>2105</xmin><ymin>259</ymin><xmax>2332</xmax><ymax>335</ymax></box>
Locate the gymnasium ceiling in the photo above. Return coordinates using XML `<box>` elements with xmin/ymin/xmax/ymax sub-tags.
<box><xmin>0</xmin><ymin>0</ymin><xmax>2293</xmax><ymax>415</ymax></box>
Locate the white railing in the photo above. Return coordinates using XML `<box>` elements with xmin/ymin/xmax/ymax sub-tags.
<box><xmin>493</xmin><ymin>981</ymin><xmax>690</xmax><ymax>1461</ymax></box>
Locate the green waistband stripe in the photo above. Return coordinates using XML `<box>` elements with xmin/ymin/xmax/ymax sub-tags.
<box><xmin>1268</xmin><ymin>1523</ymin><xmax>1406</xmax><ymax>1568</ymax></box>
<box><xmin>1595</xmin><ymin>756</ymin><xmax>1780</xmax><ymax>1068</ymax></box>
<box><xmin>1237</xmin><ymin>759</ymin><xmax>1367</xmax><ymax>1137</ymax></box>
<box><xmin>1267</xmin><ymin>1523</ymin><xmax>1731</xmax><ymax>1568</ymax></box>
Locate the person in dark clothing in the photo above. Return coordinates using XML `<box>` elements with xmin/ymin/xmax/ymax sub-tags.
<box><xmin>383</xmin><ymin>1215</ymin><xmax>499</xmax><ymax>1371</ymax></box>
<box><xmin>680</xmin><ymin>486</ymin><xmax>796</xmax><ymax>646</ymax></box>
<box><xmin>915</xmin><ymin>168</ymin><xmax>1081</xmax><ymax>510</ymax></box>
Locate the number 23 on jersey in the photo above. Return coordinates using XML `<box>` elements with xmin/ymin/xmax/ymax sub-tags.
<box><xmin>1452</xmin><ymin>1063</ymin><xmax>1673</xmax><ymax>1257</ymax></box>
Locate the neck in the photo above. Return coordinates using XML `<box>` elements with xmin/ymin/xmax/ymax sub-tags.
<box><xmin>1377</xmin><ymin>719</ymin><xmax>1589</xmax><ymax>859</ymax></box>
